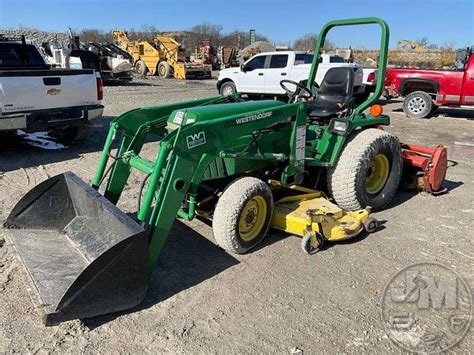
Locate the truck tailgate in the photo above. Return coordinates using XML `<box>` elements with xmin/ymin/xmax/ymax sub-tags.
<box><xmin>0</xmin><ymin>70</ymin><xmax>99</xmax><ymax>114</ymax></box>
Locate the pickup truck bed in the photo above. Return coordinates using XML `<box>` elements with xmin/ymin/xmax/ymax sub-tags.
<box><xmin>0</xmin><ymin>38</ymin><xmax>103</xmax><ymax>137</ymax></box>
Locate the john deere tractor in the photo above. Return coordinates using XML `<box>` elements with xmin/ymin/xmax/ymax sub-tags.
<box><xmin>4</xmin><ymin>18</ymin><xmax>447</xmax><ymax>325</ymax></box>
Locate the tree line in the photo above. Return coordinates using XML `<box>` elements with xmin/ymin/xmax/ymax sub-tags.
<box><xmin>76</xmin><ymin>23</ymin><xmax>455</xmax><ymax>52</ymax></box>
<box><xmin>77</xmin><ymin>22</ymin><xmax>335</xmax><ymax>51</ymax></box>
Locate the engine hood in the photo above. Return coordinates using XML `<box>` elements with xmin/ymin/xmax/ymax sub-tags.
<box><xmin>167</xmin><ymin>100</ymin><xmax>286</xmax><ymax>130</ymax></box>
<box><xmin>218</xmin><ymin>67</ymin><xmax>241</xmax><ymax>78</ymax></box>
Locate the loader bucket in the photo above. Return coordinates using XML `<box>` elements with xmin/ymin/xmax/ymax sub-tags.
<box><xmin>4</xmin><ymin>172</ymin><xmax>148</xmax><ymax>326</ymax></box>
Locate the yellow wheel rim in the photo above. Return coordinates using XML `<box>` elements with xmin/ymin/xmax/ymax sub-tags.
<box><xmin>365</xmin><ymin>154</ymin><xmax>390</xmax><ymax>194</ymax></box>
<box><xmin>159</xmin><ymin>66</ymin><xmax>165</xmax><ymax>76</ymax></box>
<box><xmin>238</xmin><ymin>196</ymin><xmax>267</xmax><ymax>242</ymax></box>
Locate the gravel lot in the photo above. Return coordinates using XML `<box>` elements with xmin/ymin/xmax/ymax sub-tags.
<box><xmin>1</xmin><ymin>77</ymin><xmax>473</xmax><ymax>353</ymax></box>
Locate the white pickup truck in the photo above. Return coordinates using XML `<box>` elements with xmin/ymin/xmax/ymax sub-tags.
<box><xmin>0</xmin><ymin>36</ymin><xmax>104</xmax><ymax>140</ymax></box>
<box><xmin>217</xmin><ymin>51</ymin><xmax>363</xmax><ymax>97</ymax></box>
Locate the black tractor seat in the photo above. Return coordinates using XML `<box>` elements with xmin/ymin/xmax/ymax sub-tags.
<box><xmin>306</xmin><ymin>67</ymin><xmax>355</xmax><ymax>120</ymax></box>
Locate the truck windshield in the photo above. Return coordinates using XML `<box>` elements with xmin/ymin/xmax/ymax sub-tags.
<box><xmin>294</xmin><ymin>53</ymin><xmax>313</xmax><ymax>65</ymax></box>
<box><xmin>329</xmin><ymin>56</ymin><xmax>345</xmax><ymax>63</ymax></box>
<box><xmin>0</xmin><ymin>43</ymin><xmax>47</xmax><ymax>69</ymax></box>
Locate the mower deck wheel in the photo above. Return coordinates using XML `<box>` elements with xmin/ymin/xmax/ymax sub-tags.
<box><xmin>213</xmin><ymin>177</ymin><xmax>273</xmax><ymax>254</ymax></box>
<box><xmin>363</xmin><ymin>217</ymin><xmax>378</xmax><ymax>233</ymax></box>
<box><xmin>301</xmin><ymin>232</ymin><xmax>324</xmax><ymax>255</ymax></box>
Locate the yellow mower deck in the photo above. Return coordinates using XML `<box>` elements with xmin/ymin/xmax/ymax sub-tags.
<box><xmin>269</xmin><ymin>183</ymin><xmax>374</xmax><ymax>252</ymax></box>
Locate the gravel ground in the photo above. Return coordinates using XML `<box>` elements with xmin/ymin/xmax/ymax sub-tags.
<box><xmin>0</xmin><ymin>77</ymin><xmax>473</xmax><ymax>353</ymax></box>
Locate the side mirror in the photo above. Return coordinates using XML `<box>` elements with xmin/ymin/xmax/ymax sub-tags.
<box><xmin>240</xmin><ymin>64</ymin><xmax>247</xmax><ymax>72</ymax></box>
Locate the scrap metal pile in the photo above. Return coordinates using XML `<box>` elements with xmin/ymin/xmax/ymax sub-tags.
<box><xmin>40</xmin><ymin>30</ymin><xmax>133</xmax><ymax>84</ymax></box>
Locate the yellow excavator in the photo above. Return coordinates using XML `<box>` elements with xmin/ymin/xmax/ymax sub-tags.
<box><xmin>396</xmin><ymin>40</ymin><xmax>426</xmax><ymax>52</ymax></box>
<box><xmin>112</xmin><ymin>30</ymin><xmax>212</xmax><ymax>79</ymax></box>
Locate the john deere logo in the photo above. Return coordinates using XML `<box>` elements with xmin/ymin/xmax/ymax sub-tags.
<box><xmin>46</xmin><ymin>88</ymin><xmax>61</xmax><ymax>95</ymax></box>
<box><xmin>186</xmin><ymin>131</ymin><xmax>206</xmax><ymax>149</ymax></box>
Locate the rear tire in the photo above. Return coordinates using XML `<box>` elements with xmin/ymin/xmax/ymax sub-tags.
<box><xmin>135</xmin><ymin>61</ymin><xmax>148</xmax><ymax>77</ymax></box>
<box><xmin>157</xmin><ymin>61</ymin><xmax>171</xmax><ymax>78</ymax></box>
<box><xmin>213</xmin><ymin>177</ymin><xmax>273</xmax><ymax>254</ymax></box>
<box><xmin>403</xmin><ymin>91</ymin><xmax>433</xmax><ymax>118</ymax></box>
<box><xmin>219</xmin><ymin>81</ymin><xmax>237</xmax><ymax>96</ymax></box>
<box><xmin>327</xmin><ymin>128</ymin><xmax>402</xmax><ymax>211</ymax></box>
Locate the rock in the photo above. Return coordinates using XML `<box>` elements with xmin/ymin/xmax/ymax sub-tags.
<box><xmin>290</xmin><ymin>347</ymin><xmax>303</xmax><ymax>354</ymax></box>
<box><xmin>0</xmin><ymin>28</ymin><xmax>69</xmax><ymax>47</ymax></box>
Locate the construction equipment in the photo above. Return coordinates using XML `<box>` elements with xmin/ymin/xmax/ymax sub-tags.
<box><xmin>396</xmin><ymin>39</ymin><xmax>426</xmax><ymax>51</ymax></box>
<box><xmin>112</xmin><ymin>30</ymin><xmax>211</xmax><ymax>79</ymax></box>
<box><xmin>4</xmin><ymin>18</ymin><xmax>448</xmax><ymax>325</ymax></box>
<box><xmin>194</xmin><ymin>39</ymin><xmax>219</xmax><ymax>70</ymax></box>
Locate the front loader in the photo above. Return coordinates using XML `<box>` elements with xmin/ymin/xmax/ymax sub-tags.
<box><xmin>112</xmin><ymin>30</ymin><xmax>211</xmax><ymax>79</ymax></box>
<box><xmin>4</xmin><ymin>18</ymin><xmax>447</xmax><ymax>325</ymax></box>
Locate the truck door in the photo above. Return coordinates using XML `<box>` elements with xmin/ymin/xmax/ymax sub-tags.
<box><xmin>239</xmin><ymin>55</ymin><xmax>267</xmax><ymax>93</ymax></box>
<box><xmin>264</xmin><ymin>54</ymin><xmax>289</xmax><ymax>94</ymax></box>
<box><xmin>461</xmin><ymin>53</ymin><xmax>474</xmax><ymax>105</ymax></box>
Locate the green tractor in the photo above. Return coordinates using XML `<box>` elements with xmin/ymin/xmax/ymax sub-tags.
<box><xmin>4</xmin><ymin>18</ymin><xmax>447</xmax><ymax>325</ymax></box>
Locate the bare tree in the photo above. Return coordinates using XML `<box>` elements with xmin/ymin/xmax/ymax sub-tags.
<box><xmin>293</xmin><ymin>33</ymin><xmax>335</xmax><ymax>51</ymax></box>
<box><xmin>79</xmin><ymin>29</ymin><xmax>112</xmax><ymax>43</ymax></box>
<box><xmin>187</xmin><ymin>22</ymin><xmax>223</xmax><ymax>48</ymax></box>
<box><xmin>415</xmin><ymin>37</ymin><xmax>429</xmax><ymax>47</ymax></box>
<box><xmin>126</xmin><ymin>25</ymin><xmax>158</xmax><ymax>42</ymax></box>
<box><xmin>442</xmin><ymin>40</ymin><xmax>457</xmax><ymax>49</ymax></box>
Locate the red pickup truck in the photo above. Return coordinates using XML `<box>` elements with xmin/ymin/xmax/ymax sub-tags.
<box><xmin>375</xmin><ymin>48</ymin><xmax>474</xmax><ymax>118</ymax></box>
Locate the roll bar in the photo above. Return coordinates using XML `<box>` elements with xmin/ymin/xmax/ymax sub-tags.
<box><xmin>306</xmin><ymin>17</ymin><xmax>390</xmax><ymax>115</ymax></box>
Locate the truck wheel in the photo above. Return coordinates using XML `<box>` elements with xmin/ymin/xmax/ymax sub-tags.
<box><xmin>157</xmin><ymin>61</ymin><xmax>171</xmax><ymax>78</ymax></box>
<box><xmin>213</xmin><ymin>177</ymin><xmax>273</xmax><ymax>254</ymax></box>
<box><xmin>219</xmin><ymin>81</ymin><xmax>236</xmax><ymax>96</ymax></box>
<box><xmin>403</xmin><ymin>91</ymin><xmax>433</xmax><ymax>118</ymax></box>
<box><xmin>327</xmin><ymin>128</ymin><xmax>402</xmax><ymax>211</ymax></box>
<box><xmin>135</xmin><ymin>61</ymin><xmax>148</xmax><ymax>77</ymax></box>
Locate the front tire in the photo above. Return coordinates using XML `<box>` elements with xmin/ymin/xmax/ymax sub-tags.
<box><xmin>213</xmin><ymin>177</ymin><xmax>273</xmax><ymax>254</ymax></box>
<box><xmin>135</xmin><ymin>61</ymin><xmax>148</xmax><ymax>77</ymax></box>
<box><xmin>403</xmin><ymin>91</ymin><xmax>433</xmax><ymax>118</ymax></box>
<box><xmin>327</xmin><ymin>128</ymin><xmax>402</xmax><ymax>211</ymax></box>
<box><xmin>219</xmin><ymin>81</ymin><xmax>237</xmax><ymax>96</ymax></box>
<box><xmin>157</xmin><ymin>61</ymin><xmax>171</xmax><ymax>78</ymax></box>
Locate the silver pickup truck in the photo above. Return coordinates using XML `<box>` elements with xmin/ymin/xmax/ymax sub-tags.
<box><xmin>0</xmin><ymin>35</ymin><xmax>103</xmax><ymax>140</ymax></box>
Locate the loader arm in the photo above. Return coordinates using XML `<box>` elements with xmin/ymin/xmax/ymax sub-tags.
<box><xmin>94</xmin><ymin>100</ymin><xmax>307</xmax><ymax>271</ymax></box>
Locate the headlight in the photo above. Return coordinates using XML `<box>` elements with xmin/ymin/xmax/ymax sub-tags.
<box><xmin>329</xmin><ymin>118</ymin><xmax>349</xmax><ymax>135</ymax></box>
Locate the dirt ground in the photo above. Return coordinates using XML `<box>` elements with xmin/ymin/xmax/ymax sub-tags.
<box><xmin>1</xmin><ymin>77</ymin><xmax>473</xmax><ymax>353</ymax></box>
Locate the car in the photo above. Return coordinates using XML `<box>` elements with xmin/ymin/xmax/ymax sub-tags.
<box><xmin>217</xmin><ymin>51</ymin><xmax>364</xmax><ymax>99</ymax></box>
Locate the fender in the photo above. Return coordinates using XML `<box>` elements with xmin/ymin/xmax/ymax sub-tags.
<box><xmin>399</xmin><ymin>78</ymin><xmax>439</xmax><ymax>96</ymax></box>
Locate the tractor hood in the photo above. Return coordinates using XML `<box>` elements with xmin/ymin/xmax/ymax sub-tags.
<box><xmin>167</xmin><ymin>100</ymin><xmax>286</xmax><ymax>130</ymax></box>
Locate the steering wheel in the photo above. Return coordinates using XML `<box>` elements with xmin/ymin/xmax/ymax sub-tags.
<box><xmin>280</xmin><ymin>80</ymin><xmax>313</xmax><ymax>101</ymax></box>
